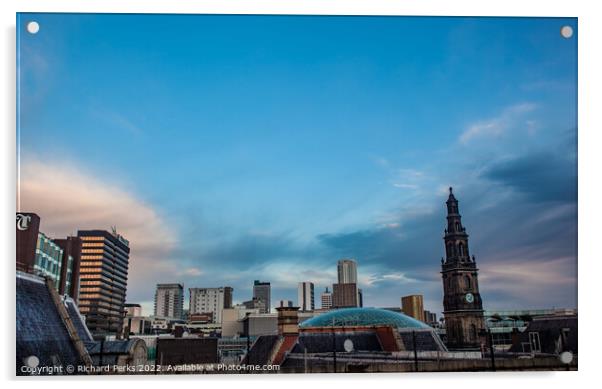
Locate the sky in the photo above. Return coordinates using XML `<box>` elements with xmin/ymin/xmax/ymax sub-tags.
<box><xmin>17</xmin><ymin>14</ymin><xmax>577</xmax><ymax>316</ymax></box>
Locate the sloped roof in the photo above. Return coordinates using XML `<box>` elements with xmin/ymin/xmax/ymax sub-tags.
<box><xmin>16</xmin><ymin>272</ymin><xmax>85</xmax><ymax>374</ymax></box>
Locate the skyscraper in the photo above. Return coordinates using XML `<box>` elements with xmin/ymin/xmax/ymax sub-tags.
<box><xmin>154</xmin><ymin>283</ymin><xmax>184</xmax><ymax>319</ymax></box>
<box><xmin>441</xmin><ymin>187</ymin><xmax>485</xmax><ymax>350</ymax></box>
<box><xmin>321</xmin><ymin>287</ymin><xmax>333</xmax><ymax>310</ymax></box>
<box><xmin>189</xmin><ymin>287</ymin><xmax>233</xmax><ymax>323</ymax></box>
<box><xmin>401</xmin><ymin>294</ymin><xmax>425</xmax><ymax>322</ymax></box>
<box><xmin>297</xmin><ymin>281</ymin><xmax>314</xmax><ymax>311</ymax></box>
<box><xmin>253</xmin><ymin>280</ymin><xmax>271</xmax><ymax>313</ymax></box>
<box><xmin>337</xmin><ymin>259</ymin><xmax>357</xmax><ymax>284</ymax></box>
<box><xmin>333</xmin><ymin>259</ymin><xmax>360</xmax><ymax>308</ymax></box>
<box><xmin>77</xmin><ymin>229</ymin><xmax>130</xmax><ymax>335</ymax></box>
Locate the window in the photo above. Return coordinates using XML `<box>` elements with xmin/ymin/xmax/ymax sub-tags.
<box><xmin>458</xmin><ymin>242</ymin><xmax>465</xmax><ymax>256</ymax></box>
<box><xmin>465</xmin><ymin>275</ymin><xmax>472</xmax><ymax>290</ymax></box>
<box><xmin>529</xmin><ymin>332</ymin><xmax>541</xmax><ymax>353</ymax></box>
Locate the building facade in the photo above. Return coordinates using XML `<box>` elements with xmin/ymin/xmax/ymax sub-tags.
<box><xmin>124</xmin><ymin>303</ymin><xmax>142</xmax><ymax>317</ymax></box>
<box><xmin>189</xmin><ymin>287</ymin><xmax>233</xmax><ymax>323</ymax></box>
<box><xmin>440</xmin><ymin>188</ymin><xmax>485</xmax><ymax>350</ymax></box>
<box><xmin>253</xmin><ymin>280</ymin><xmax>271</xmax><ymax>313</ymax></box>
<box><xmin>16</xmin><ymin>212</ymin><xmax>41</xmax><ymax>274</ymax></box>
<box><xmin>321</xmin><ymin>287</ymin><xmax>333</xmax><ymax>310</ymax></box>
<box><xmin>77</xmin><ymin>229</ymin><xmax>130</xmax><ymax>335</ymax></box>
<box><xmin>401</xmin><ymin>295</ymin><xmax>425</xmax><ymax>322</ymax></box>
<box><xmin>337</xmin><ymin>259</ymin><xmax>357</xmax><ymax>284</ymax></box>
<box><xmin>16</xmin><ymin>213</ymin><xmax>80</xmax><ymax>299</ymax></box>
<box><xmin>154</xmin><ymin>283</ymin><xmax>184</xmax><ymax>319</ymax></box>
<box><xmin>297</xmin><ymin>281</ymin><xmax>315</xmax><ymax>311</ymax></box>
<box><xmin>332</xmin><ymin>283</ymin><xmax>358</xmax><ymax>308</ymax></box>
<box><xmin>54</xmin><ymin>236</ymin><xmax>82</xmax><ymax>302</ymax></box>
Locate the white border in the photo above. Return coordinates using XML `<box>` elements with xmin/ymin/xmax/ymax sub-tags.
<box><xmin>2</xmin><ymin>1</ymin><xmax>600</xmax><ymax>389</ymax></box>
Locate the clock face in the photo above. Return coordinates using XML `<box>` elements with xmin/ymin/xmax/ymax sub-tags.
<box><xmin>465</xmin><ymin>293</ymin><xmax>474</xmax><ymax>303</ymax></box>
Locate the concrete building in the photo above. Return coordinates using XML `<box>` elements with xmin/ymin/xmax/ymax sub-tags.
<box><xmin>253</xmin><ymin>280</ymin><xmax>271</xmax><ymax>313</ymax></box>
<box><xmin>243</xmin><ymin>297</ymin><xmax>266</xmax><ymax>312</ymax></box>
<box><xmin>222</xmin><ymin>306</ymin><xmax>260</xmax><ymax>337</ymax></box>
<box><xmin>297</xmin><ymin>281</ymin><xmax>315</xmax><ymax>311</ymax></box>
<box><xmin>124</xmin><ymin>303</ymin><xmax>142</xmax><ymax>317</ymax></box>
<box><xmin>337</xmin><ymin>259</ymin><xmax>357</xmax><ymax>284</ymax></box>
<box><xmin>279</xmin><ymin>300</ymin><xmax>294</xmax><ymax>308</ymax></box>
<box><xmin>154</xmin><ymin>283</ymin><xmax>184</xmax><ymax>320</ymax></box>
<box><xmin>189</xmin><ymin>287</ymin><xmax>233</xmax><ymax>323</ymax></box>
<box><xmin>424</xmin><ymin>310</ymin><xmax>438</xmax><ymax>327</ymax></box>
<box><xmin>77</xmin><ymin>229</ymin><xmax>130</xmax><ymax>335</ymax></box>
<box><xmin>321</xmin><ymin>287</ymin><xmax>332</xmax><ymax>310</ymax></box>
<box><xmin>401</xmin><ymin>295</ymin><xmax>425</xmax><ymax>322</ymax></box>
<box><xmin>334</xmin><ymin>259</ymin><xmax>360</xmax><ymax>308</ymax></box>
<box><xmin>332</xmin><ymin>283</ymin><xmax>358</xmax><ymax>308</ymax></box>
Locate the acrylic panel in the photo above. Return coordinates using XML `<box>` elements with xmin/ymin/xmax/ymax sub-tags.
<box><xmin>16</xmin><ymin>13</ymin><xmax>577</xmax><ymax>375</ymax></box>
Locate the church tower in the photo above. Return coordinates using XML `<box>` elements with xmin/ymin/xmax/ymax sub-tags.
<box><xmin>441</xmin><ymin>187</ymin><xmax>485</xmax><ymax>350</ymax></box>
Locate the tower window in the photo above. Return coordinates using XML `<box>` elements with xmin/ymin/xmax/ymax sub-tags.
<box><xmin>465</xmin><ymin>275</ymin><xmax>472</xmax><ymax>290</ymax></box>
<box><xmin>458</xmin><ymin>242</ymin><xmax>465</xmax><ymax>257</ymax></box>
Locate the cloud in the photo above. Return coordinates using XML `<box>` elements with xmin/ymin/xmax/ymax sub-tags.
<box><xmin>460</xmin><ymin>102</ymin><xmax>538</xmax><ymax>144</ymax></box>
<box><xmin>479</xmin><ymin>256</ymin><xmax>576</xmax><ymax>309</ymax></box>
<box><xmin>18</xmin><ymin>159</ymin><xmax>179</xmax><ymax>303</ymax></box>
<box><xmin>481</xmin><ymin>150</ymin><xmax>577</xmax><ymax>203</ymax></box>
<box><xmin>179</xmin><ymin>268</ymin><xmax>203</xmax><ymax>277</ymax></box>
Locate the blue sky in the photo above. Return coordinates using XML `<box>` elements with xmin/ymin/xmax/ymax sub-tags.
<box><xmin>18</xmin><ymin>14</ymin><xmax>577</xmax><ymax>315</ymax></box>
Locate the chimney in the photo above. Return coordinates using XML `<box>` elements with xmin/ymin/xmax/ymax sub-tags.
<box><xmin>276</xmin><ymin>306</ymin><xmax>300</xmax><ymax>335</ymax></box>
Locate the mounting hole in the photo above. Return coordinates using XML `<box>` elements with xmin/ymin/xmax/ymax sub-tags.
<box><xmin>26</xmin><ymin>21</ymin><xmax>40</xmax><ymax>34</ymax></box>
<box><xmin>560</xmin><ymin>25</ymin><xmax>573</xmax><ymax>39</ymax></box>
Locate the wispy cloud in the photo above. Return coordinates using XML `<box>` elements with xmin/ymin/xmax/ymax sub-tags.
<box><xmin>89</xmin><ymin>105</ymin><xmax>144</xmax><ymax>136</ymax></box>
<box><xmin>459</xmin><ymin>102</ymin><xmax>538</xmax><ymax>144</ymax></box>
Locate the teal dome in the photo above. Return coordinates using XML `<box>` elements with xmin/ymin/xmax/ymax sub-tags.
<box><xmin>300</xmin><ymin>307</ymin><xmax>430</xmax><ymax>329</ymax></box>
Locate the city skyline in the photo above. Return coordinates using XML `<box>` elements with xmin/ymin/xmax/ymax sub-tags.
<box><xmin>18</xmin><ymin>14</ymin><xmax>577</xmax><ymax>315</ymax></box>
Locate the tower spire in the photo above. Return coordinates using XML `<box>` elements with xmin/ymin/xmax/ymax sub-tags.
<box><xmin>440</xmin><ymin>188</ymin><xmax>485</xmax><ymax>350</ymax></box>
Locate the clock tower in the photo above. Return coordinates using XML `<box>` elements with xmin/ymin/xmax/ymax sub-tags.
<box><xmin>441</xmin><ymin>187</ymin><xmax>485</xmax><ymax>350</ymax></box>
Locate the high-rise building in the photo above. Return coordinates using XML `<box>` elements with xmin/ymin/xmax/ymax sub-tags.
<box><xmin>77</xmin><ymin>229</ymin><xmax>130</xmax><ymax>335</ymax></box>
<box><xmin>16</xmin><ymin>213</ymin><xmax>80</xmax><ymax>300</ymax></box>
<box><xmin>321</xmin><ymin>287</ymin><xmax>333</xmax><ymax>310</ymax></box>
<box><xmin>332</xmin><ymin>283</ymin><xmax>358</xmax><ymax>308</ymax></box>
<box><xmin>189</xmin><ymin>287</ymin><xmax>233</xmax><ymax>323</ymax></box>
<box><xmin>441</xmin><ymin>187</ymin><xmax>485</xmax><ymax>350</ymax></box>
<box><xmin>401</xmin><ymin>295</ymin><xmax>425</xmax><ymax>322</ymax></box>
<box><xmin>253</xmin><ymin>280</ymin><xmax>271</xmax><ymax>313</ymax></box>
<box><xmin>337</xmin><ymin>259</ymin><xmax>357</xmax><ymax>284</ymax></box>
<box><xmin>297</xmin><ymin>281</ymin><xmax>314</xmax><ymax>311</ymax></box>
<box><xmin>54</xmin><ymin>236</ymin><xmax>82</xmax><ymax>302</ymax></box>
<box><xmin>154</xmin><ymin>283</ymin><xmax>184</xmax><ymax>319</ymax></box>
<box><xmin>334</xmin><ymin>259</ymin><xmax>360</xmax><ymax>308</ymax></box>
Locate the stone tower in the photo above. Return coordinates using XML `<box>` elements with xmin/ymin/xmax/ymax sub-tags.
<box><xmin>441</xmin><ymin>187</ymin><xmax>485</xmax><ymax>350</ymax></box>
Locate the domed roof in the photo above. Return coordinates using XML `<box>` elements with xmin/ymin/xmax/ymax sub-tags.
<box><xmin>300</xmin><ymin>307</ymin><xmax>431</xmax><ymax>329</ymax></box>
